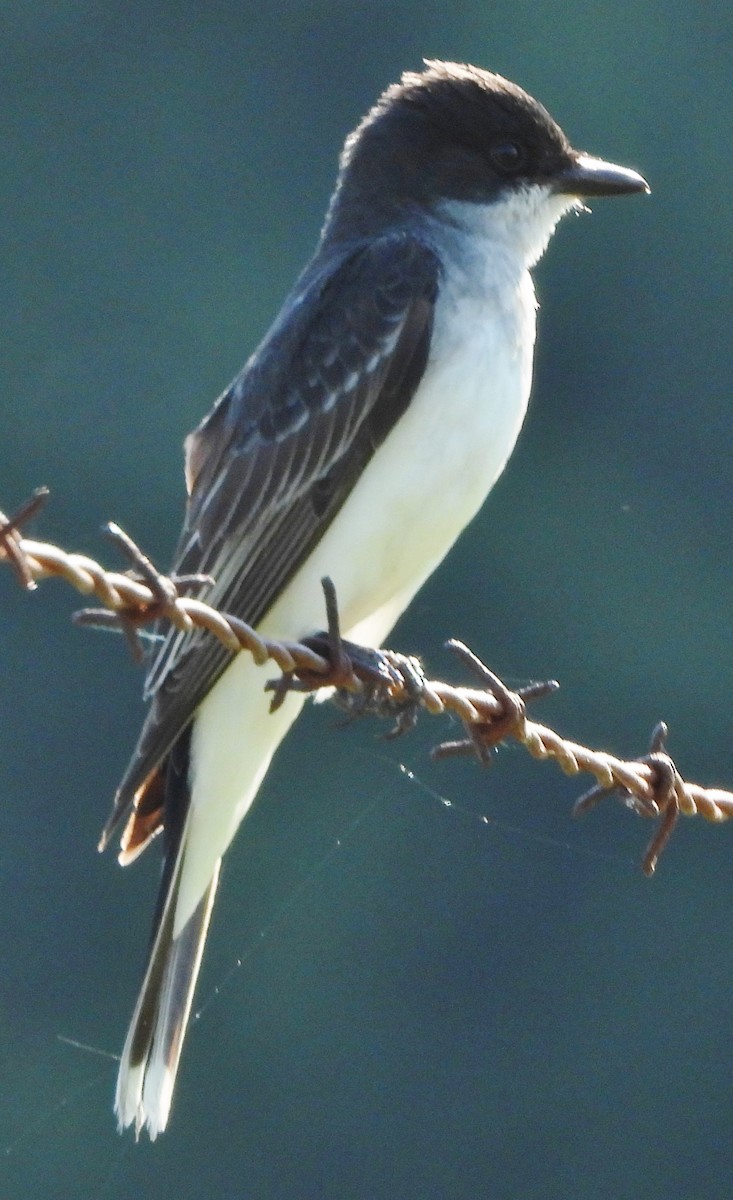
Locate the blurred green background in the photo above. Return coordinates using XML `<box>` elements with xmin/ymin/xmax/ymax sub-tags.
<box><xmin>2</xmin><ymin>3</ymin><xmax>733</xmax><ymax>1197</ymax></box>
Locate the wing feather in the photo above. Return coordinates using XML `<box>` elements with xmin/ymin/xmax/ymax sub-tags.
<box><xmin>103</xmin><ymin>233</ymin><xmax>440</xmax><ymax>848</ymax></box>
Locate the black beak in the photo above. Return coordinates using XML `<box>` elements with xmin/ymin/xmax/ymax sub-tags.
<box><xmin>553</xmin><ymin>152</ymin><xmax>650</xmax><ymax>198</ymax></box>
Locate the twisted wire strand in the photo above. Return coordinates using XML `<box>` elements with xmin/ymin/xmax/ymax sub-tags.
<box><xmin>3</xmin><ymin>489</ymin><xmax>731</xmax><ymax>873</ymax></box>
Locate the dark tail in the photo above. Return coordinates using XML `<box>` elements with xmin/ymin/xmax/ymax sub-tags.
<box><xmin>114</xmin><ymin>732</ymin><xmax>221</xmax><ymax>1139</ymax></box>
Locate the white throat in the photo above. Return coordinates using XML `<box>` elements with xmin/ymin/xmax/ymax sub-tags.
<box><xmin>437</xmin><ymin>183</ymin><xmax>581</xmax><ymax>270</ymax></box>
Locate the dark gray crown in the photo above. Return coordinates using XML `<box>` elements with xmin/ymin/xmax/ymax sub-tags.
<box><xmin>323</xmin><ymin>60</ymin><xmax>575</xmax><ymax>239</ymax></box>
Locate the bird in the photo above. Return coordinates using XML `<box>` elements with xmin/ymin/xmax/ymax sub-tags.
<box><xmin>100</xmin><ymin>59</ymin><xmax>648</xmax><ymax>1138</ymax></box>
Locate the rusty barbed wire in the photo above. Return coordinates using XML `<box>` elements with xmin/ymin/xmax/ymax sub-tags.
<box><xmin>2</xmin><ymin>487</ymin><xmax>732</xmax><ymax>874</ymax></box>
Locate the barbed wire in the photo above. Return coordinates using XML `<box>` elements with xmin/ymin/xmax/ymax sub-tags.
<box><xmin>2</xmin><ymin>487</ymin><xmax>731</xmax><ymax>876</ymax></box>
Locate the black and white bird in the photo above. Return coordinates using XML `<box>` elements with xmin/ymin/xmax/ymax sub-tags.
<box><xmin>100</xmin><ymin>60</ymin><xmax>648</xmax><ymax>1138</ymax></box>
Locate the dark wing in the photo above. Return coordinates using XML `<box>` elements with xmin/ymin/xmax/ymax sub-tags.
<box><xmin>101</xmin><ymin>233</ymin><xmax>440</xmax><ymax>848</ymax></box>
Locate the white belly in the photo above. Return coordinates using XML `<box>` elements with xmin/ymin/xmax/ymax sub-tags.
<box><xmin>178</xmin><ymin>253</ymin><xmax>538</xmax><ymax>934</ymax></box>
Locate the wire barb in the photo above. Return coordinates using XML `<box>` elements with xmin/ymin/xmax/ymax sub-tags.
<box><xmin>431</xmin><ymin>641</ymin><xmax>559</xmax><ymax>766</ymax></box>
<box><xmin>573</xmin><ymin>721</ymin><xmax>683</xmax><ymax>876</ymax></box>
<box><xmin>0</xmin><ymin>486</ymin><xmax>50</xmax><ymax>589</ymax></box>
<box><xmin>3</xmin><ymin>486</ymin><xmax>733</xmax><ymax>875</ymax></box>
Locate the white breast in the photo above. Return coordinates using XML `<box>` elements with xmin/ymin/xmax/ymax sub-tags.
<box><xmin>265</xmin><ymin>215</ymin><xmax>539</xmax><ymax>646</ymax></box>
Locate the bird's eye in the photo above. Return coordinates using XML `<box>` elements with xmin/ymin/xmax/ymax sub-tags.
<box><xmin>490</xmin><ymin>141</ymin><xmax>526</xmax><ymax>173</ymax></box>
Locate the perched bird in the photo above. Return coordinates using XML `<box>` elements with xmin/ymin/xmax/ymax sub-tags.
<box><xmin>101</xmin><ymin>59</ymin><xmax>648</xmax><ymax>1138</ymax></box>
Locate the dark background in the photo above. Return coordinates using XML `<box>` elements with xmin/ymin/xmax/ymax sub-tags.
<box><xmin>2</xmin><ymin>4</ymin><xmax>732</xmax><ymax>1197</ymax></box>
